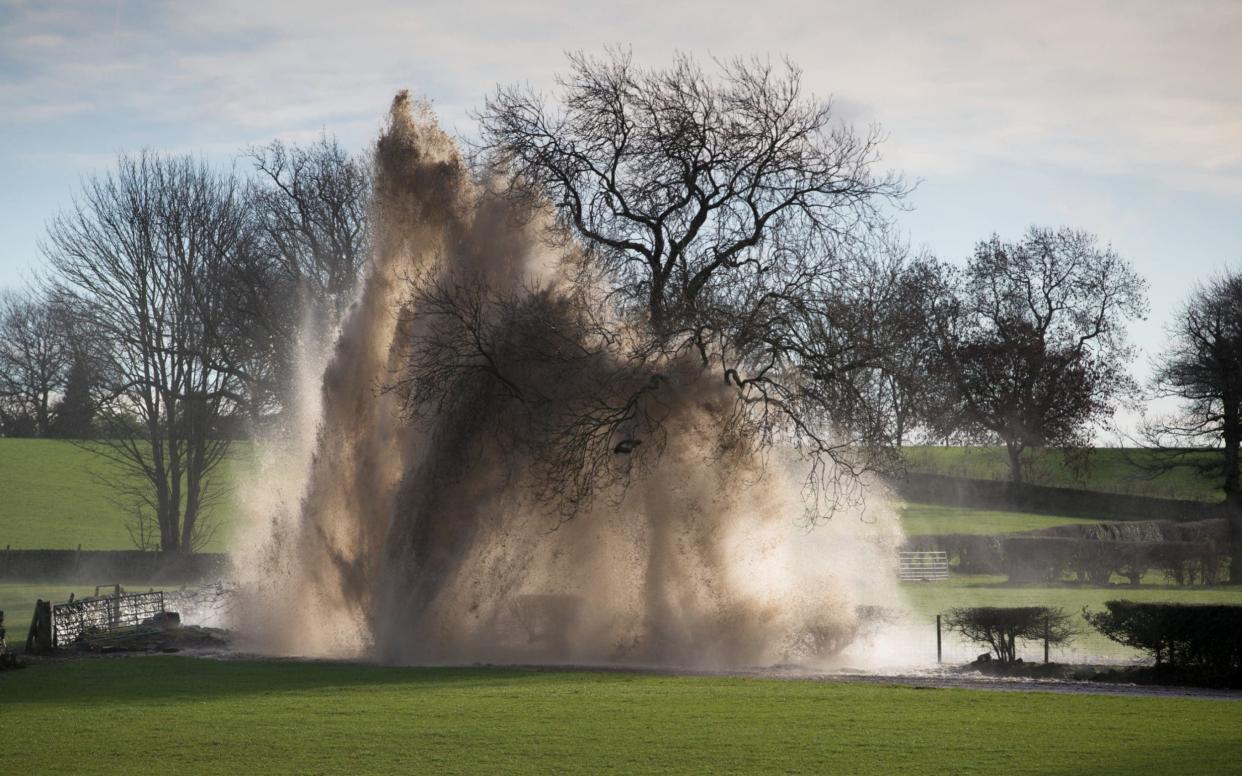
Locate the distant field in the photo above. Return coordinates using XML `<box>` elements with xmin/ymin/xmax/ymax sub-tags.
<box><xmin>898</xmin><ymin>574</ymin><xmax>1242</xmax><ymax>661</ymax></box>
<box><xmin>0</xmin><ymin>440</ymin><xmax>1223</xmax><ymax>553</ymax></box>
<box><xmin>897</xmin><ymin>502</ymin><xmax>1099</xmax><ymax>535</ymax></box>
<box><xmin>2</xmin><ymin>657</ymin><xmax>1239</xmax><ymax>775</ymax></box>
<box><xmin>903</xmin><ymin>446</ymin><xmax>1221</xmax><ymax>501</ymax></box>
<box><xmin>0</xmin><ymin>439</ymin><xmax>242</xmax><ymax>551</ymax></box>
<box><xmin>901</xmin><ymin>574</ymin><xmax>1242</xmax><ymax>617</ymax></box>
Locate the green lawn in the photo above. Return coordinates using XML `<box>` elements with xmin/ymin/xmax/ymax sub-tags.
<box><xmin>898</xmin><ymin>502</ymin><xmax>1100</xmax><ymax>535</ymax></box>
<box><xmin>0</xmin><ymin>439</ymin><xmax>242</xmax><ymax>551</ymax></box>
<box><xmin>903</xmin><ymin>446</ymin><xmax>1221</xmax><ymax>501</ymax></box>
<box><xmin>0</xmin><ymin>658</ymin><xmax>1237</xmax><ymax>775</ymax></box>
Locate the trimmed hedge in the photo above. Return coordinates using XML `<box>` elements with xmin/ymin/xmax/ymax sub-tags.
<box><xmin>1000</xmin><ymin>536</ymin><xmax>1229</xmax><ymax>585</ymax></box>
<box><xmin>886</xmin><ymin>472</ymin><xmax>1226</xmax><ymax>522</ymax></box>
<box><xmin>0</xmin><ymin>549</ymin><xmax>226</xmax><ymax>583</ymax></box>
<box><xmin>1085</xmin><ymin>601</ymin><xmax>1242</xmax><ymax>681</ymax></box>
<box><xmin>903</xmin><ymin>527</ymin><xmax>1231</xmax><ymax>584</ymax></box>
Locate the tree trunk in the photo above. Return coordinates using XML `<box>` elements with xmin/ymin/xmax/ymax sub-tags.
<box><xmin>1227</xmin><ymin>492</ymin><xmax>1242</xmax><ymax>585</ymax></box>
<box><xmin>1222</xmin><ymin>398</ymin><xmax>1241</xmax><ymax>584</ymax></box>
<box><xmin>1006</xmin><ymin>441</ymin><xmax>1024</xmax><ymax>485</ymax></box>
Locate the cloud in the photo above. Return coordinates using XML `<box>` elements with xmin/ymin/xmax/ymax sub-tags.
<box><xmin>2</xmin><ymin>0</ymin><xmax>1240</xmax><ymax>199</ymax></box>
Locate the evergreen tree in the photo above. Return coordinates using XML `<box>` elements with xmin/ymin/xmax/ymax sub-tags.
<box><xmin>51</xmin><ymin>356</ymin><xmax>95</xmax><ymax>439</ymax></box>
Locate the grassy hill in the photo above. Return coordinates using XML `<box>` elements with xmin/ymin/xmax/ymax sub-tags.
<box><xmin>902</xmin><ymin>446</ymin><xmax>1222</xmax><ymax>502</ymax></box>
<box><xmin>897</xmin><ymin>503</ymin><xmax>1100</xmax><ymax>536</ymax></box>
<box><xmin>0</xmin><ymin>438</ymin><xmax>242</xmax><ymax>551</ymax></box>
<box><xmin>0</xmin><ymin>440</ymin><xmax>1224</xmax><ymax>552</ymax></box>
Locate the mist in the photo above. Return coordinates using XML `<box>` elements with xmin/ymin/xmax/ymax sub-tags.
<box><xmin>228</xmin><ymin>93</ymin><xmax>906</xmax><ymax>670</ymax></box>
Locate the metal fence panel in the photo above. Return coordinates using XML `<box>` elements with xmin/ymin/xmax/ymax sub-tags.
<box><xmin>51</xmin><ymin>591</ymin><xmax>166</xmax><ymax>647</ymax></box>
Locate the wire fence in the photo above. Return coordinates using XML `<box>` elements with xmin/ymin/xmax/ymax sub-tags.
<box><xmin>52</xmin><ymin>591</ymin><xmax>166</xmax><ymax>647</ymax></box>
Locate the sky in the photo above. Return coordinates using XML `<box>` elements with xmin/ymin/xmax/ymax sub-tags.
<box><xmin>2</xmin><ymin>0</ymin><xmax>1240</xmax><ymax>423</ymax></box>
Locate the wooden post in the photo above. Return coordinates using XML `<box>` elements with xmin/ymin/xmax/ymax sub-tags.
<box><xmin>26</xmin><ymin>599</ymin><xmax>52</xmax><ymax>653</ymax></box>
<box><xmin>936</xmin><ymin>614</ymin><xmax>942</xmax><ymax>664</ymax></box>
<box><xmin>1044</xmin><ymin>614</ymin><xmax>1050</xmax><ymax>664</ymax></box>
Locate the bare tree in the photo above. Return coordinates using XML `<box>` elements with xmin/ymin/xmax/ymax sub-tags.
<box><xmin>209</xmin><ymin>135</ymin><xmax>373</xmax><ymax>423</ymax></box>
<box><xmin>813</xmin><ymin>250</ymin><xmax>946</xmax><ymax>450</ymax></box>
<box><xmin>924</xmin><ymin>228</ymin><xmax>1147</xmax><ymax>484</ymax></box>
<box><xmin>248</xmin><ymin>135</ymin><xmax>372</xmax><ymax>325</ymax></box>
<box><xmin>0</xmin><ymin>290</ymin><xmax>73</xmax><ymax>437</ymax></box>
<box><xmin>1141</xmin><ymin>268</ymin><xmax>1242</xmax><ymax>581</ymax></box>
<box><xmin>44</xmin><ymin>152</ymin><xmax>249</xmax><ymax>552</ymax></box>
<box><xmin>472</xmin><ymin>51</ymin><xmax>908</xmax><ymax>515</ymax></box>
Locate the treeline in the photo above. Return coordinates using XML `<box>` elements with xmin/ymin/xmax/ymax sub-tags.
<box><xmin>0</xmin><ymin>137</ymin><xmax>370</xmax><ymax>440</ymax></box>
<box><xmin>2</xmin><ymin>52</ymin><xmax>1240</xmax><ymax>563</ymax></box>
<box><xmin>0</xmin><ymin>136</ymin><xmax>371</xmax><ymax>551</ymax></box>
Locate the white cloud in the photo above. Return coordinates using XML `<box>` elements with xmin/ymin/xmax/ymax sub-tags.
<box><xmin>2</xmin><ymin>0</ymin><xmax>1239</xmax><ymax>198</ymax></box>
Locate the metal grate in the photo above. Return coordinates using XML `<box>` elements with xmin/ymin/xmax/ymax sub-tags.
<box><xmin>898</xmin><ymin>551</ymin><xmax>950</xmax><ymax>581</ymax></box>
<box><xmin>51</xmin><ymin>590</ymin><xmax>166</xmax><ymax>647</ymax></box>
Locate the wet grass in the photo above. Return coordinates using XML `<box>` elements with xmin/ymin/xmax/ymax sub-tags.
<box><xmin>1</xmin><ymin>657</ymin><xmax>1239</xmax><ymax>774</ymax></box>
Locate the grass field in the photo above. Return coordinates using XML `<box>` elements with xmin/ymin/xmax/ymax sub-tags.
<box><xmin>903</xmin><ymin>446</ymin><xmax>1221</xmax><ymax>501</ymax></box>
<box><xmin>0</xmin><ymin>439</ymin><xmax>242</xmax><ymax>551</ymax></box>
<box><xmin>0</xmin><ymin>440</ymin><xmax>1222</xmax><ymax>552</ymax></box>
<box><xmin>0</xmin><ymin>657</ymin><xmax>1238</xmax><ymax>775</ymax></box>
<box><xmin>901</xmin><ymin>574</ymin><xmax>1242</xmax><ymax>618</ymax></box>
<box><xmin>897</xmin><ymin>502</ymin><xmax>1100</xmax><ymax>535</ymax></box>
<box><xmin>0</xmin><ymin>439</ymin><xmax>1149</xmax><ymax>553</ymax></box>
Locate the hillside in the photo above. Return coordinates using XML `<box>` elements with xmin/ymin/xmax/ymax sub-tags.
<box><xmin>0</xmin><ymin>438</ymin><xmax>242</xmax><ymax>551</ymax></box>
<box><xmin>0</xmin><ymin>440</ymin><xmax>1223</xmax><ymax>551</ymax></box>
<box><xmin>902</xmin><ymin>446</ymin><xmax>1221</xmax><ymax>502</ymax></box>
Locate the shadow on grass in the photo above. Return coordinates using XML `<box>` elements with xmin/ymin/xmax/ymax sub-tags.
<box><xmin>1</xmin><ymin>656</ymin><xmax>628</xmax><ymax>706</ymax></box>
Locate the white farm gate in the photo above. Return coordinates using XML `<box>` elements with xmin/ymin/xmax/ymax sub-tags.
<box><xmin>898</xmin><ymin>551</ymin><xmax>949</xmax><ymax>581</ymax></box>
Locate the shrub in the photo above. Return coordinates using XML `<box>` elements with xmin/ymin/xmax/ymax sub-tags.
<box><xmin>1148</xmin><ymin>541</ymin><xmax>1226</xmax><ymax>586</ymax></box>
<box><xmin>950</xmin><ymin>534</ymin><xmax>1006</xmax><ymax>574</ymax></box>
<box><xmin>945</xmin><ymin>606</ymin><xmax>1076</xmax><ymax>663</ymax></box>
<box><xmin>999</xmin><ymin>537</ymin><xmax>1079</xmax><ymax>583</ymax></box>
<box><xmin>1112</xmin><ymin>542</ymin><xmax>1153</xmax><ymax>586</ymax></box>
<box><xmin>1085</xmin><ymin>601</ymin><xmax>1242</xmax><ymax>679</ymax></box>
<box><xmin>1001</xmin><ymin>535</ymin><xmax>1228</xmax><ymax>586</ymax></box>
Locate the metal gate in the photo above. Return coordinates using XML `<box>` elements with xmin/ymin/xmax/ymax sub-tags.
<box><xmin>898</xmin><ymin>551</ymin><xmax>950</xmax><ymax>581</ymax></box>
<box><xmin>51</xmin><ymin>590</ymin><xmax>166</xmax><ymax>647</ymax></box>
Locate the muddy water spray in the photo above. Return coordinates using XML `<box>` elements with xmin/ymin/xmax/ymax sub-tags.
<box><xmin>231</xmin><ymin>94</ymin><xmax>906</xmax><ymax>668</ymax></box>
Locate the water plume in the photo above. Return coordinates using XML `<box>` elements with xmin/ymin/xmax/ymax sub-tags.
<box><xmin>230</xmin><ymin>93</ymin><xmax>905</xmax><ymax>669</ymax></box>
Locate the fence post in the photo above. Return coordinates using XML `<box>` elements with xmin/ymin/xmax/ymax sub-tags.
<box><xmin>1043</xmin><ymin>614</ymin><xmax>1050</xmax><ymax>664</ymax></box>
<box><xmin>936</xmin><ymin>614</ymin><xmax>942</xmax><ymax>664</ymax></box>
<box><xmin>26</xmin><ymin>599</ymin><xmax>52</xmax><ymax>653</ymax></box>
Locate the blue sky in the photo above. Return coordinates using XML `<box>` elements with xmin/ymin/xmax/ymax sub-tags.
<box><xmin>2</xmin><ymin>0</ymin><xmax>1240</xmax><ymax>410</ymax></box>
